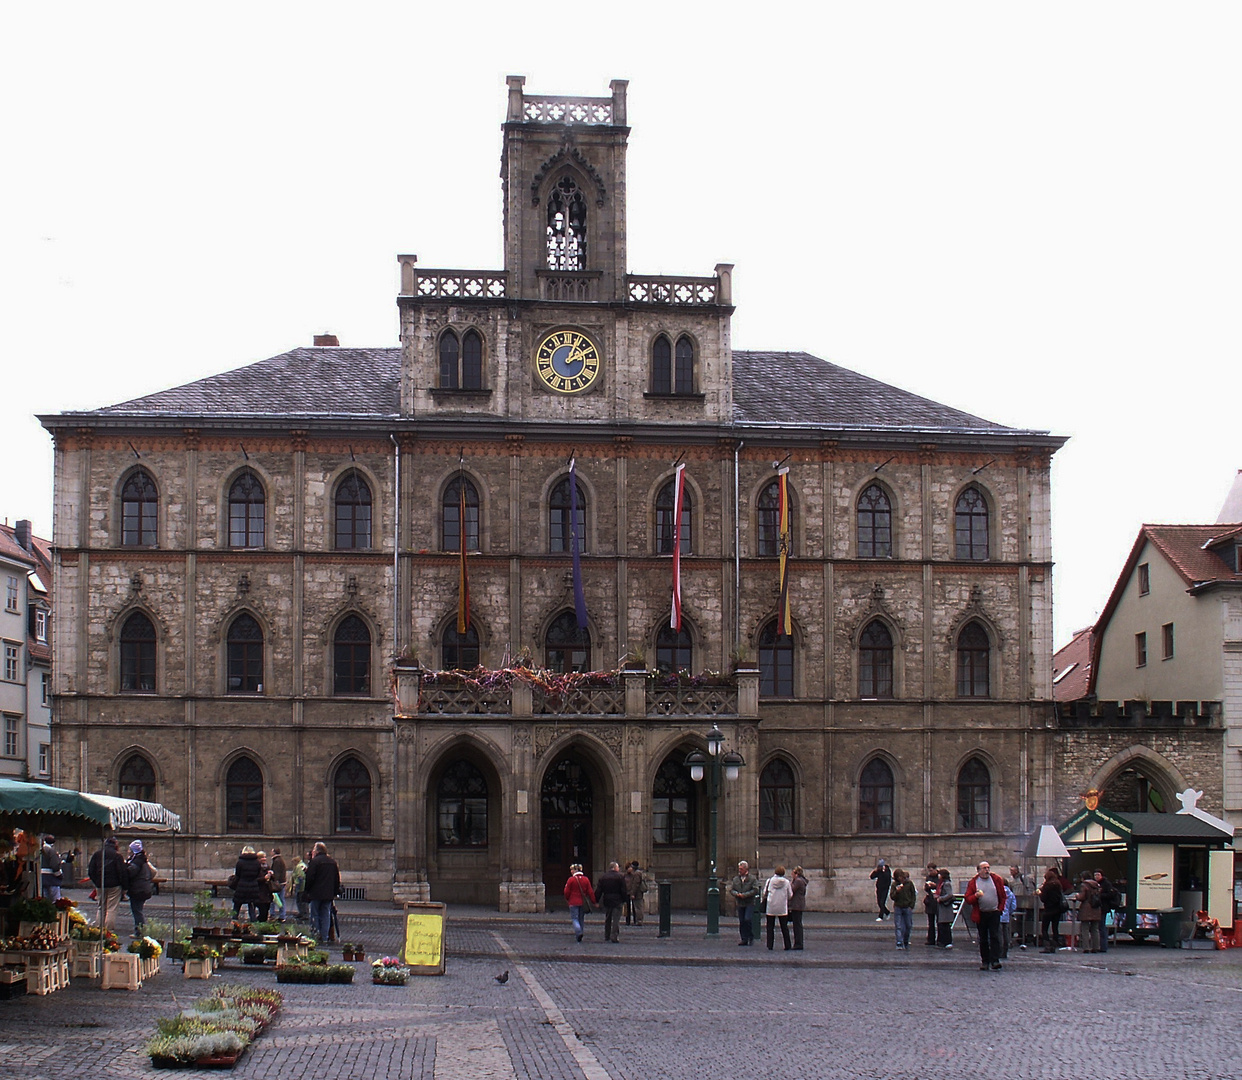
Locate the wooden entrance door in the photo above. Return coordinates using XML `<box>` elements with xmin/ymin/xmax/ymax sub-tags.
<box><xmin>541</xmin><ymin>756</ymin><xmax>594</xmax><ymax>902</ymax></box>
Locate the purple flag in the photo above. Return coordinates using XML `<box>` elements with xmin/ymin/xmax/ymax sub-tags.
<box><xmin>569</xmin><ymin>459</ymin><xmax>589</xmax><ymax>629</ymax></box>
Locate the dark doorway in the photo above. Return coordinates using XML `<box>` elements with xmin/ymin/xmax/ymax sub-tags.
<box><xmin>542</xmin><ymin>755</ymin><xmax>594</xmax><ymax>904</ymax></box>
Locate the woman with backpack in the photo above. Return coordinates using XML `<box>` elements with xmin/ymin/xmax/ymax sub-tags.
<box><xmin>125</xmin><ymin>840</ymin><xmax>155</xmax><ymax>935</ymax></box>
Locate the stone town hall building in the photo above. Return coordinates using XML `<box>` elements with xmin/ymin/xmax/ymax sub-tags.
<box><xmin>43</xmin><ymin>77</ymin><xmax>1071</xmax><ymax>910</ymax></box>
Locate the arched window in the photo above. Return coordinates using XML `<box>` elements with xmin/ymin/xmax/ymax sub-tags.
<box><xmin>656</xmin><ymin>625</ymin><xmax>692</xmax><ymax>673</ymax></box>
<box><xmin>655</xmin><ymin>478</ymin><xmax>692</xmax><ymax>554</ymax></box>
<box><xmin>437</xmin><ymin>760</ymin><xmax>488</xmax><ymax>847</ymax></box>
<box><xmin>334</xmin><ymin>757</ymin><xmax>372</xmax><ymax>834</ymax></box>
<box><xmin>757</xmin><ymin>480</ymin><xmax>795</xmax><ymax>557</ymax></box>
<box><xmin>442</xmin><ymin>477</ymin><xmax>480</xmax><ymax>552</ymax></box>
<box><xmin>857</xmin><ymin>484</ymin><xmax>892</xmax><ymax>558</ymax></box>
<box><xmin>119</xmin><ymin>754</ymin><xmax>156</xmax><ymax>802</ymax></box>
<box><xmin>226</xmin><ymin>613</ymin><xmax>263</xmax><ymax>694</ymax></box>
<box><xmin>1100</xmin><ymin>766</ymin><xmax>1168</xmax><ymax>814</ymax></box>
<box><xmin>759</xmin><ymin>620</ymin><xmax>794</xmax><ymax>697</ymax></box>
<box><xmin>442</xmin><ymin>623</ymin><xmax>480</xmax><ymax>670</ymax></box>
<box><xmin>652</xmin><ymin>756</ymin><xmax>695</xmax><ymax>846</ymax></box>
<box><xmin>439</xmin><ymin>329</ymin><xmax>484</xmax><ymax>390</ymax></box>
<box><xmin>226</xmin><ymin>756</ymin><xmax>263</xmax><ymax>833</ymax></box>
<box><xmin>759</xmin><ymin>758</ymin><xmax>796</xmax><ymax>833</ymax></box>
<box><xmin>228</xmin><ymin>471</ymin><xmax>265</xmax><ymax>548</ymax></box>
<box><xmin>439</xmin><ymin>330</ymin><xmax>459</xmax><ymax>389</ymax></box>
<box><xmin>546</xmin><ymin>611</ymin><xmax>590</xmax><ymax>673</ymax></box>
<box><xmin>675</xmin><ymin>335</ymin><xmax>694</xmax><ymax>394</ymax></box>
<box><xmin>652</xmin><ymin>335</ymin><xmax>672</xmax><ymax>394</ymax></box>
<box><xmin>333</xmin><ymin>615</ymin><xmax>371</xmax><ymax>695</ymax></box>
<box><xmin>955</xmin><ymin>487</ymin><xmax>989</xmax><ymax>560</ymax></box>
<box><xmin>859</xmin><ymin>621</ymin><xmax>894</xmax><ymax>698</ymax></box>
<box><xmin>957</xmin><ymin>757</ymin><xmax>991</xmax><ymax>830</ymax></box>
<box><xmin>546</xmin><ymin>176</ymin><xmax>586</xmax><ymax>270</ymax></box>
<box><xmin>549</xmin><ymin>476</ymin><xmax>588</xmax><ymax>553</ymax></box>
<box><xmin>334</xmin><ymin>473</ymin><xmax>372</xmax><ymax>550</ymax></box>
<box><xmin>956</xmin><ymin>621</ymin><xmax>991</xmax><ymax>697</ymax></box>
<box><xmin>121</xmin><ymin>470</ymin><xmax>158</xmax><ymax>547</ymax></box>
<box><xmin>119</xmin><ymin>612</ymin><xmax>156</xmax><ymax>692</ymax></box>
<box><xmin>859</xmin><ymin>758</ymin><xmax>894</xmax><ymax>832</ymax></box>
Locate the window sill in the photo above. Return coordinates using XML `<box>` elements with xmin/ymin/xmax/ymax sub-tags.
<box><xmin>431</xmin><ymin>387</ymin><xmax>492</xmax><ymax>399</ymax></box>
<box><xmin>643</xmin><ymin>392</ymin><xmax>705</xmax><ymax>401</ymax></box>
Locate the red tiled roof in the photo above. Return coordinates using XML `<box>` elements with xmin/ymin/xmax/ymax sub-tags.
<box><xmin>1143</xmin><ymin>524</ymin><xmax>1242</xmax><ymax>588</ymax></box>
<box><xmin>0</xmin><ymin>526</ymin><xmax>37</xmax><ymax>568</ymax></box>
<box><xmin>1052</xmin><ymin>625</ymin><xmax>1093</xmax><ymax>703</ymax></box>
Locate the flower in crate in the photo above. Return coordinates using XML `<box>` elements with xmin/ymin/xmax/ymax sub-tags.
<box><xmin>371</xmin><ymin>956</ymin><xmax>409</xmax><ymax>985</ymax></box>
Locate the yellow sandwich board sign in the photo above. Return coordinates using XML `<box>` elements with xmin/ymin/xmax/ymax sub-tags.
<box><xmin>402</xmin><ymin>902</ymin><xmax>447</xmax><ymax>975</ymax></box>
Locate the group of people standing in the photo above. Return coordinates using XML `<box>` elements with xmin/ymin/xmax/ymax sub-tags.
<box><xmin>85</xmin><ymin>836</ymin><xmax>158</xmax><ymax>933</ymax></box>
<box><xmin>230</xmin><ymin>841</ymin><xmax>341</xmax><ymax>942</ymax></box>
<box><xmin>1037</xmin><ymin>866</ymin><xmax>1120</xmax><ymax>954</ymax></box>
<box><xmin>728</xmin><ymin>861</ymin><xmax>808</xmax><ymax>950</ymax></box>
<box><xmin>563</xmin><ymin>860</ymin><xmax>647</xmax><ymax>942</ymax></box>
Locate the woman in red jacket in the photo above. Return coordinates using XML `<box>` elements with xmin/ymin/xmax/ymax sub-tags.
<box><xmin>563</xmin><ymin>863</ymin><xmax>596</xmax><ymax>943</ymax></box>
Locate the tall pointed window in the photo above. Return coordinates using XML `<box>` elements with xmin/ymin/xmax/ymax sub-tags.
<box><xmin>226</xmin><ymin>613</ymin><xmax>263</xmax><ymax>693</ymax></box>
<box><xmin>759</xmin><ymin>620</ymin><xmax>794</xmax><ymax>697</ymax></box>
<box><xmin>955</xmin><ymin>487</ymin><xmax>989</xmax><ymax>560</ymax></box>
<box><xmin>334</xmin><ymin>473</ymin><xmax>372</xmax><ymax>550</ymax></box>
<box><xmin>437</xmin><ymin>760</ymin><xmax>488</xmax><ymax>847</ymax></box>
<box><xmin>442</xmin><ymin>623</ymin><xmax>480</xmax><ymax>670</ymax></box>
<box><xmin>652</xmin><ymin>756</ymin><xmax>695</xmax><ymax>846</ymax></box>
<box><xmin>957</xmin><ymin>757</ymin><xmax>991</xmax><ymax>830</ymax></box>
<box><xmin>120</xmin><ymin>612</ymin><xmax>156</xmax><ymax>692</ymax></box>
<box><xmin>859</xmin><ymin>621</ymin><xmax>894</xmax><ymax>698</ymax></box>
<box><xmin>757</xmin><ymin>480</ymin><xmax>795</xmax><ymax>557</ymax></box>
<box><xmin>334</xmin><ymin>757</ymin><xmax>372</xmax><ymax>834</ymax></box>
<box><xmin>549</xmin><ymin>476</ymin><xmax>587</xmax><ymax>553</ymax></box>
<box><xmin>759</xmin><ymin>758</ymin><xmax>796</xmax><ymax>833</ymax></box>
<box><xmin>121</xmin><ymin>470</ymin><xmax>158</xmax><ymax>547</ymax></box>
<box><xmin>675</xmin><ymin>335</ymin><xmax>694</xmax><ymax>394</ymax></box>
<box><xmin>439</xmin><ymin>331</ymin><xmax>459</xmax><ymax>389</ymax></box>
<box><xmin>857</xmin><ymin>483</ymin><xmax>892</xmax><ymax>558</ymax></box>
<box><xmin>546</xmin><ymin>611</ymin><xmax>590</xmax><ymax>673</ymax></box>
<box><xmin>333</xmin><ymin>615</ymin><xmax>371</xmax><ymax>695</ymax></box>
<box><xmin>226</xmin><ymin>757</ymin><xmax>263</xmax><ymax>833</ymax></box>
<box><xmin>656</xmin><ymin>626</ymin><xmax>692</xmax><ymax>673</ymax></box>
<box><xmin>859</xmin><ymin>758</ymin><xmax>894</xmax><ymax>832</ymax></box>
<box><xmin>228</xmin><ymin>471</ymin><xmax>265</xmax><ymax>548</ymax></box>
<box><xmin>956</xmin><ymin>621</ymin><xmax>991</xmax><ymax>697</ymax></box>
<box><xmin>119</xmin><ymin>754</ymin><xmax>156</xmax><ymax>802</ymax></box>
<box><xmin>652</xmin><ymin>335</ymin><xmax>672</xmax><ymax>394</ymax></box>
<box><xmin>442</xmin><ymin>477</ymin><xmax>480</xmax><ymax>552</ymax></box>
<box><xmin>655</xmin><ymin>479</ymin><xmax>692</xmax><ymax>554</ymax></box>
<box><xmin>439</xmin><ymin>329</ymin><xmax>484</xmax><ymax>390</ymax></box>
<box><xmin>546</xmin><ymin>176</ymin><xmax>586</xmax><ymax>270</ymax></box>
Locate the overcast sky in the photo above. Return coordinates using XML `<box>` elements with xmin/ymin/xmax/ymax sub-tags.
<box><xmin>3</xmin><ymin>3</ymin><xmax>1238</xmax><ymax>647</ymax></box>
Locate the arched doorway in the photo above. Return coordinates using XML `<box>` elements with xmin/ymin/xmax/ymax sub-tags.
<box><xmin>541</xmin><ymin>754</ymin><xmax>594</xmax><ymax>899</ymax></box>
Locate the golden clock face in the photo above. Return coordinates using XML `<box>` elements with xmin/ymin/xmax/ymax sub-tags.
<box><xmin>535</xmin><ymin>329</ymin><xmax>601</xmax><ymax>394</ymax></box>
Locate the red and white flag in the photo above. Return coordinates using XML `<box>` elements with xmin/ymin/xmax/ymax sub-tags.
<box><xmin>670</xmin><ymin>462</ymin><xmax>686</xmax><ymax>631</ymax></box>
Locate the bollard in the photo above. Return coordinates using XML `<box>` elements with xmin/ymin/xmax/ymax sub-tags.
<box><xmin>657</xmin><ymin>880</ymin><xmax>672</xmax><ymax>937</ymax></box>
<box><xmin>751</xmin><ymin>904</ymin><xmax>763</xmax><ymax>943</ymax></box>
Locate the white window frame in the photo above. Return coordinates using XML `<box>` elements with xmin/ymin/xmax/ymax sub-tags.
<box><xmin>4</xmin><ymin>576</ymin><xmax>17</xmax><ymax>612</ymax></box>
<box><xmin>2</xmin><ymin>642</ymin><xmax>18</xmax><ymax>682</ymax></box>
<box><xmin>2</xmin><ymin>715</ymin><xmax>18</xmax><ymax>758</ymax></box>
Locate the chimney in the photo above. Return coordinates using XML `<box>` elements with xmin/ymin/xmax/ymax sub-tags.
<box><xmin>313</xmin><ymin>334</ymin><xmax>340</xmax><ymax>347</ymax></box>
<box><xmin>15</xmin><ymin>520</ymin><xmax>31</xmax><ymax>551</ymax></box>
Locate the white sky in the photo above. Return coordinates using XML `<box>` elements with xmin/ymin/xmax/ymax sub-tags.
<box><xmin>2</xmin><ymin>2</ymin><xmax>1239</xmax><ymax>648</ymax></box>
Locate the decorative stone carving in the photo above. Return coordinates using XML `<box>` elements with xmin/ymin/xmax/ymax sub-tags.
<box><xmin>530</xmin><ymin>140</ymin><xmax>608</xmax><ymax>207</ymax></box>
<box><xmin>514</xmin><ymin>726</ymin><xmax>532</xmax><ymax>749</ymax></box>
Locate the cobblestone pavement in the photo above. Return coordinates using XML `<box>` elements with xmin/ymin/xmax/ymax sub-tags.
<box><xmin>3</xmin><ymin>901</ymin><xmax>1240</xmax><ymax>1079</ymax></box>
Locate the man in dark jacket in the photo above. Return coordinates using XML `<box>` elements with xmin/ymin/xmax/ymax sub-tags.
<box><xmin>729</xmin><ymin>861</ymin><xmax>760</xmax><ymax>946</ymax></box>
<box><xmin>1093</xmin><ymin>870</ymin><xmax>1120</xmax><ymax>953</ymax></box>
<box><xmin>87</xmin><ymin>837</ymin><xmax>127</xmax><ymax>929</ymax></box>
<box><xmin>269</xmin><ymin>847</ymin><xmax>287</xmax><ymax>922</ymax></box>
<box><xmin>595</xmin><ymin>862</ymin><xmax>627</xmax><ymax>943</ymax></box>
<box><xmin>870</xmin><ymin>859</ymin><xmax>893</xmax><ymax>920</ymax></box>
<box><xmin>303</xmin><ymin>842</ymin><xmax>340</xmax><ymax>943</ymax></box>
<box><xmin>231</xmin><ymin>846</ymin><xmax>264</xmax><ymax>922</ymax></box>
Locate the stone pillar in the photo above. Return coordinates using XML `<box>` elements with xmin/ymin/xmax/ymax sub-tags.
<box><xmin>391</xmin><ymin>714</ymin><xmax>429</xmax><ymax>903</ymax></box>
<box><xmin>499</xmin><ymin>722</ymin><xmax>543</xmax><ymax>912</ymax></box>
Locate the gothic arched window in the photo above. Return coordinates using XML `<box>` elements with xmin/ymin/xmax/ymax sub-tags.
<box><xmin>546</xmin><ymin>611</ymin><xmax>590</xmax><ymax>673</ymax></box>
<box><xmin>859</xmin><ymin>758</ymin><xmax>894</xmax><ymax>832</ymax></box>
<box><xmin>655</xmin><ymin>479</ymin><xmax>692</xmax><ymax>554</ymax></box>
<box><xmin>442</xmin><ymin>623</ymin><xmax>480</xmax><ymax>670</ymax></box>
<box><xmin>675</xmin><ymin>335</ymin><xmax>694</xmax><ymax>394</ymax></box>
<box><xmin>226</xmin><ymin>756</ymin><xmax>263</xmax><ymax>833</ymax></box>
<box><xmin>334</xmin><ymin>757</ymin><xmax>372</xmax><ymax>834</ymax></box>
<box><xmin>955</xmin><ymin>487</ymin><xmax>990</xmax><ymax>561</ymax></box>
<box><xmin>439</xmin><ymin>330</ymin><xmax>459</xmax><ymax>389</ymax></box>
<box><xmin>226</xmin><ymin>613</ymin><xmax>263</xmax><ymax>694</ymax></box>
<box><xmin>442</xmin><ymin>477</ymin><xmax>480</xmax><ymax>553</ymax></box>
<box><xmin>439</xmin><ymin>329</ymin><xmax>484</xmax><ymax>390</ymax></box>
<box><xmin>656</xmin><ymin>625</ymin><xmax>692</xmax><ymax>674</ymax></box>
<box><xmin>760</xmin><ymin>758</ymin><xmax>796</xmax><ymax>833</ymax></box>
<box><xmin>119</xmin><ymin>612</ymin><xmax>156</xmax><ymax>692</ymax></box>
<box><xmin>228</xmin><ymin>471</ymin><xmax>266</xmax><ymax>548</ymax></box>
<box><xmin>437</xmin><ymin>760</ymin><xmax>488</xmax><ymax>847</ymax></box>
<box><xmin>333</xmin><ymin>615</ymin><xmax>371</xmax><ymax>695</ymax></box>
<box><xmin>119</xmin><ymin>753</ymin><xmax>156</xmax><ymax>802</ymax></box>
<box><xmin>652</xmin><ymin>335</ymin><xmax>672</xmax><ymax>394</ymax></box>
<box><xmin>759</xmin><ymin>620</ymin><xmax>794</xmax><ymax>697</ymax></box>
<box><xmin>858</xmin><ymin>621</ymin><xmax>894</xmax><ymax>698</ymax></box>
<box><xmin>857</xmin><ymin>484</ymin><xmax>892</xmax><ymax>558</ymax></box>
<box><xmin>956</xmin><ymin>621</ymin><xmax>991</xmax><ymax>698</ymax></box>
<box><xmin>757</xmin><ymin>480</ymin><xmax>795</xmax><ymax>557</ymax></box>
<box><xmin>546</xmin><ymin>176</ymin><xmax>587</xmax><ymax>270</ymax></box>
<box><xmin>957</xmin><ymin>757</ymin><xmax>991</xmax><ymax>830</ymax></box>
<box><xmin>549</xmin><ymin>476</ymin><xmax>588</xmax><ymax>553</ymax></box>
<box><xmin>121</xmin><ymin>470</ymin><xmax>158</xmax><ymax>547</ymax></box>
<box><xmin>334</xmin><ymin>473</ymin><xmax>372</xmax><ymax>550</ymax></box>
<box><xmin>652</xmin><ymin>756</ymin><xmax>695</xmax><ymax>846</ymax></box>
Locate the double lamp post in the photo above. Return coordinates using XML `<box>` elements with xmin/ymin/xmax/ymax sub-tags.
<box><xmin>684</xmin><ymin>724</ymin><xmax>745</xmax><ymax>936</ymax></box>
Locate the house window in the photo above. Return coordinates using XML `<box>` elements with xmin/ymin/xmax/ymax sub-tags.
<box><xmin>546</xmin><ymin>175</ymin><xmax>586</xmax><ymax>270</ymax></box>
<box><xmin>120</xmin><ymin>469</ymin><xmax>158</xmax><ymax>546</ymax></box>
<box><xmin>859</xmin><ymin>758</ymin><xmax>894</xmax><ymax>832</ymax></box>
<box><xmin>758</xmin><ymin>620</ymin><xmax>794</xmax><ymax>697</ymax></box>
<box><xmin>334</xmin><ymin>473</ymin><xmax>373</xmax><ymax>550</ymax></box>
<box><xmin>5</xmin><ymin>576</ymin><xmax>17</xmax><ymax>612</ymax></box>
<box><xmin>442</xmin><ymin>623</ymin><xmax>480</xmax><ymax>670</ymax></box>
<box><xmin>228</xmin><ymin>471</ymin><xmax>266</xmax><ymax>548</ymax></box>
<box><xmin>119</xmin><ymin>753</ymin><xmax>157</xmax><ymax>802</ymax></box>
<box><xmin>225</xmin><ymin>756</ymin><xmax>263</xmax><ymax>833</ymax></box>
<box><xmin>120</xmin><ymin>612</ymin><xmax>157</xmax><ymax>692</ymax></box>
<box><xmin>956</xmin><ymin>621</ymin><xmax>991</xmax><ymax>697</ymax></box>
<box><xmin>954</xmin><ymin>487</ymin><xmax>989</xmax><ymax>560</ymax></box>
<box><xmin>334</xmin><ymin>757</ymin><xmax>372</xmax><ymax>834</ymax></box>
<box><xmin>546</xmin><ymin>611</ymin><xmax>590</xmax><ymax>673</ymax></box>
<box><xmin>226</xmin><ymin>614</ymin><xmax>264</xmax><ymax>693</ymax></box>
<box><xmin>38</xmin><ymin>743</ymin><xmax>49</xmax><ymax>775</ymax></box>
<box><xmin>439</xmin><ymin>329</ymin><xmax>484</xmax><ymax>390</ymax></box>
<box><xmin>3</xmin><ymin>644</ymin><xmax>18</xmax><ymax>682</ymax></box>
<box><xmin>757</xmin><ymin>480</ymin><xmax>794</xmax><ymax>557</ymax></box>
<box><xmin>656</xmin><ymin>625</ymin><xmax>692</xmax><ymax>674</ymax></box>
<box><xmin>437</xmin><ymin>759</ymin><xmax>488</xmax><ymax>847</ymax></box>
<box><xmin>652</xmin><ymin>756</ymin><xmax>695</xmax><ymax>846</ymax></box>
<box><xmin>1138</xmin><ymin>563</ymin><xmax>1150</xmax><ymax>595</ymax></box>
<box><xmin>442</xmin><ymin>477</ymin><xmax>480</xmax><ymax>553</ymax></box>
<box><xmin>957</xmin><ymin>757</ymin><xmax>991</xmax><ymax>830</ymax></box>
<box><xmin>41</xmin><ymin>672</ymin><xmax>49</xmax><ymax>705</ymax></box>
<box><xmin>655</xmin><ymin>479</ymin><xmax>692</xmax><ymax>554</ymax></box>
<box><xmin>1135</xmin><ymin>631</ymin><xmax>1147</xmax><ymax>668</ymax></box>
<box><xmin>549</xmin><ymin>476</ymin><xmax>587</xmax><ymax>553</ymax></box>
<box><xmin>333</xmin><ymin>615</ymin><xmax>371</xmax><ymax>695</ymax></box>
<box><xmin>1162</xmin><ymin>622</ymin><xmax>1175</xmax><ymax>660</ymax></box>
<box><xmin>34</xmin><ymin>609</ymin><xmax>47</xmax><ymax>643</ymax></box>
<box><xmin>857</xmin><ymin>484</ymin><xmax>892</xmax><ymax>558</ymax></box>
<box><xmin>858</xmin><ymin>621</ymin><xmax>894</xmax><ymax>698</ymax></box>
<box><xmin>3</xmin><ymin>716</ymin><xmax>17</xmax><ymax>758</ymax></box>
<box><xmin>759</xmin><ymin>758</ymin><xmax>796</xmax><ymax>833</ymax></box>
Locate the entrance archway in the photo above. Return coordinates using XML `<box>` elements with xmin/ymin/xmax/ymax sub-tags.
<box><xmin>541</xmin><ymin>754</ymin><xmax>595</xmax><ymax>898</ymax></box>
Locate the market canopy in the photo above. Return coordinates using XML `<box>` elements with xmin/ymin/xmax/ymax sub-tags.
<box><xmin>0</xmin><ymin>778</ymin><xmax>181</xmax><ymax>833</ymax></box>
<box><xmin>1025</xmin><ymin>823</ymin><xmax>1071</xmax><ymax>859</ymax></box>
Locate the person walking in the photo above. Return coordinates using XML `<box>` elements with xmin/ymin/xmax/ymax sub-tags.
<box><xmin>303</xmin><ymin>841</ymin><xmax>341</xmax><ymax>944</ymax></box>
<box><xmin>729</xmin><ymin>861</ymin><xmax>760</xmax><ymax>946</ymax></box>
<box><xmin>563</xmin><ymin>863</ymin><xmax>596</xmax><ymax>942</ymax></box>
<box><xmin>124</xmin><ymin>840</ymin><xmax>155</xmax><ymax>935</ymax></box>
<box><xmin>623</xmin><ymin>861</ymin><xmax>647</xmax><ymax>926</ymax></box>
<box><xmin>1038</xmin><ymin>867</ymin><xmax>1064</xmax><ymax>952</ymax></box>
<box><xmin>269</xmin><ymin>847</ymin><xmax>287</xmax><ymax>922</ymax></box>
<box><xmin>762</xmin><ymin>866</ymin><xmax>793</xmax><ymax>951</ymax></box>
<box><xmin>231</xmin><ymin>845</ymin><xmax>264</xmax><ymax>922</ymax></box>
<box><xmin>40</xmin><ymin>836</ymin><xmax>63</xmax><ymax>901</ymax></box>
<box><xmin>935</xmin><ymin>868</ymin><xmax>955</xmax><ymax>949</ymax></box>
<box><xmin>595</xmin><ymin>861</ymin><xmax>627</xmax><ymax>943</ymax></box>
<box><xmin>922</xmin><ymin>864</ymin><xmax>940</xmax><ymax>946</ymax></box>
<box><xmin>789</xmin><ymin>866</ymin><xmax>808</xmax><ymax>950</ymax></box>
<box><xmin>87</xmin><ymin>837</ymin><xmax>127</xmax><ymax>930</ymax></box>
<box><xmin>890</xmin><ymin>868</ymin><xmax>916</xmax><ymax>949</ymax></box>
<box><xmin>1077</xmin><ymin>874</ymin><xmax>1103</xmax><ymax>953</ymax></box>
<box><xmin>870</xmin><ymin>859</ymin><xmax>893</xmax><ymax>920</ymax></box>
<box><xmin>964</xmin><ymin>860</ymin><xmax>1008</xmax><ymax>970</ymax></box>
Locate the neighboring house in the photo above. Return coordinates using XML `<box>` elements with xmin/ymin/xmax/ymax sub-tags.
<box><xmin>0</xmin><ymin>520</ymin><xmax>52</xmax><ymax>780</ymax></box>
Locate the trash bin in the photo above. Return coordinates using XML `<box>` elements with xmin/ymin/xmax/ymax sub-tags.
<box><xmin>657</xmin><ymin>880</ymin><xmax>672</xmax><ymax>938</ymax></box>
<box><xmin>1157</xmin><ymin>907</ymin><xmax>1184</xmax><ymax>948</ymax></box>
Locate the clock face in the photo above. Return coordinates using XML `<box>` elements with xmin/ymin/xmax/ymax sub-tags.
<box><xmin>535</xmin><ymin>329</ymin><xmax>601</xmax><ymax>394</ymax></box>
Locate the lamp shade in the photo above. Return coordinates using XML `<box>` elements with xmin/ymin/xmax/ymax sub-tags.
<box><xmin>684</xmin><ymin>748</ymin><xmax>707</xmax><ymax>783</ymax></box>
<box><xmin>706</xmin><ymin>726</ymin><xmax>724</xmax><ymax>757</ymax></box>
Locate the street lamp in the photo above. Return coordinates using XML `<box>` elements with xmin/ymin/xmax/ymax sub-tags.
<box><xmin>685</xmin><ymin>724</ymin><xmax>745</xmax><ymax>935</ymax></box>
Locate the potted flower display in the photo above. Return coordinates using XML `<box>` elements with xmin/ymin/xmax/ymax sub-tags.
<box><xmin>371</xmin><ymin>956</ymin><xmax>409</xmax><ymax>985</ymax></box>
<box><xmin>341</xmin><ymin>941</ymin><xmax>365</xmax><ymax>962</ymax></box>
